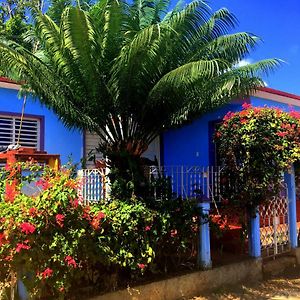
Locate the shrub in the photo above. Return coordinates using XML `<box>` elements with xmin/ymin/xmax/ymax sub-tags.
<box><xmin>215</xmin><ymin>104</ymin><xmax>300</xmax><ymax>211</ymax></box>
<box><xmin>0</xmin><ymin>162</ymin><xmax>199</xmax><ymax>299</ymax></box>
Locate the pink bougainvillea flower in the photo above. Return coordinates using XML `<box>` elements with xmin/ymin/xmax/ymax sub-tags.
<box><xmin>16</xmin><ymin>242</ymin><xmax>31</xmax><ymax>253</ymax></box>
<box><xmin>4</xmin><ymin>255</ymin><xmax>13</xmax><ymax>261</ymax></box>
<box><xmin>20</xmin><ymin>222</ymin><xmax>36</xmax><ymax>234</ymax></box>
<box><xmin>223</xmin><ymin>111</ymin><xmax>235</xmax><ymax>121</ymax></box>
<box><xmin>0</xmin><ymin>232</ymin><xmax>8</xmax><ymax>247</ymax></box>
<box><xmin>82</xmin><ymin>206</ymin><xmax>91</xmax><ymax>221</ymax></box>
<box><xmin>36</xmin><ymin>179</ymin><xmax>52</xmax><ymax>190</ymax></box>
<box><xmin>65</xmin><ymin>180</ymin><xmax>77</xmax><ymax>189</ymax></box>
<box><xmin>144</xmin><ymin>225</ymin><xmax>151</xmax><ymax>231</ymax></box>
<box><xmin>91</xmin><ymin>218</ymin><xmax>100</xmax><ymax>230</ymax></box>
<box><xmin>242</xmin><ymin>102</ymin><xmax>252</xmax><ymax>110</ymax></box>
<box><xmin>215</xmin><ymin>131</ymin><xmax>221</xmax><ymax>138</ymax></box>
<box><xmin>5</xmin><ymin>183</ymin><xmax>18</xmax><ymax>203</ymax></box>
<box><xmin>137</xmin><ymin>263</ymin><xmax>146</xmax><ymax>269</ymax></box>
<box><xmin>96</xmin><ymin>211</ymin><xmax>106</xmax><ymax>220</ymax></box>
<box><xmin>28</xmin><ymin>207</ymin><xmax>38</xmax><ymax>216</ymax></box>
<box><xmin>170</xmin><ymin>229</ymin><xmax>178</xmax><ymax>238</ymax></box>
<box><xmin>277</xmin><ymin>131</ymin><xmax>288</xmax><ymax>137</ymax></box>
<box><xmin>65</xmin><ymin>255</ymin><xmax>77</xmax><ymax>268</ymax></box>
<box><xmin>56</xmin><ymin>214</ymin><xmax>65</xmax><ymax>228</ymax></box>
<box><xmin>69</xmin><ymin>198</ymin><xmax>79</xmax><ymax>208</ymax></box>
<box><xmin>40</xmin><ymin>267</ymin><xmax>53</xmax><ymax>279</ymax></box>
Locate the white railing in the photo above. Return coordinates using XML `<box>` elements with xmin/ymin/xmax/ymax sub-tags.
<box><xmin>78</xmin><ymin>165</ymin><xmax>223</xmax><ymax>204</ymax></box>
<box><xmin>147</xmin><ymin>165</ymin><xmax>223</xmax><ymax>201</ymax></box>
<box><xmin>77</xmin><ymin>168</ymin><xmax>108</xmax><ymax>205</ymax></box>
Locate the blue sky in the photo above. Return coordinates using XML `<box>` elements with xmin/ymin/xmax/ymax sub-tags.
<box><xmin>209</xmin><ymin>0</ymin><xmax>300</xmax><ymax>95</ymax></box>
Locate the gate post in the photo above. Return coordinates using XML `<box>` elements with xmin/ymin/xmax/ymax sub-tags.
<box><xmin>284</xmin><ymin>165</ymin><xmax>298</xmax><ymax>249</ymax></box>
<box><xmin>249</xmin><ymin>207</ymin><xmax>261</xmax><ymax>258</ymax></box>
<box><xmin>198</xmin><ymin>201</ymin><xmax>212</xmax><ymax>269</ymax></box>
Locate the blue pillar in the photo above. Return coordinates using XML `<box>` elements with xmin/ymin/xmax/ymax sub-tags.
<box><xmin>198</xmin><ymin>201</ymin><xmax>212</xmax><ymax>269</ymax></box>
<box><xmin>249</xmin><ymin>208</ymin><xmax>261</xmax><ymax>258</ymax></box>
<box><xmin>284</xmin><ymin>165</ymin><xmax>298</xmax><ymax>249</ymax></box>
<box><xmin>17</xmin><ymin>279</ymin><xmax>28</xmax><ymax>300</ymax></box>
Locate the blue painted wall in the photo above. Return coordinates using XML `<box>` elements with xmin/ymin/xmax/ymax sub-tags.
<box><xmin>162</xmin><ymin>96</ymin><xmax>300</xmax><ymax>167</ymax></box>
<box><xmin>0</xmin><ymin>87</ymin><xmax>83</xmax><ymax>165</ymax></box>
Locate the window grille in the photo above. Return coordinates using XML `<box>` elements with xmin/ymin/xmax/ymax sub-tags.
<box><xmin>0</xmin><ymin>115</ymin><xmax>40</xmax><ymax>149</ymax></box>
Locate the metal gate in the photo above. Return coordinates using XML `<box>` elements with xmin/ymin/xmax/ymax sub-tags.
<box><xmin>260</xmin><ymin>185</ymin><xmax>290</xmax><ymax>258</ymax></box>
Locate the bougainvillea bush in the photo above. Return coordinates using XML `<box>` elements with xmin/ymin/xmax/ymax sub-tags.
<box><xmin>215</xmin><ymin>104</ymin><xmax>300</xmax><ymax>211</ymax></box>
<box><xmin>0</xmin><ymin>162</ymin><xmax>199</xmax><ymax>299</ymax></box>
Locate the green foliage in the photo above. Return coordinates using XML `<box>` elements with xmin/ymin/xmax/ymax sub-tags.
<box><xmin>0</xmin><ymin>1</ymin><xmax>280</xmax><ymax>195</ymax></box>
<box><xmin>0</xmin><ymin>162</ymin><xmax>199</xmax><ymax>298</ymax></box>
<box><xmin>215</xmin><ymin>104</ymin><xmax>300</xmax><ymax>210</ymax></box>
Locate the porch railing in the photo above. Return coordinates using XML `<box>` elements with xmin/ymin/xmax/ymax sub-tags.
<box><xmin>78</xmin><ymin>165</ymin><xmax>223</xmax><ymax>204</ymax></box>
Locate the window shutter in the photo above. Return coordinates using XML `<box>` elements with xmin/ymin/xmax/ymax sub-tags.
<box><xmin>0</xmin><ymin>115</ymin><xmax>40</xmax><ymax>149</ymax></box>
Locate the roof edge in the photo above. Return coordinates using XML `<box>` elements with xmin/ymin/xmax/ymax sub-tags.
<box><xmin>258</xmin><ymin>87</ymin><xmax>300</xmax><ymax>101</ymax></box>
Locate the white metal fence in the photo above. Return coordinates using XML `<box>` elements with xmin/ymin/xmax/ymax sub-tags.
<box><xmin>77</xmin><ymin>168</ymin><xmax>108</xmax><ymax>204</ymax></box>
<box><xmin>147</xmin><ymin>165</ymin><xmax>223</xmax><ymax>201</ymax></box>
<box><xmin>260</xmin><ymin>184</ymin><xmax>290</xmax><ymax>258</ymax></box>
<box><xmin>77</xmin><ymin>166</ymin><xmax>223</xmax><ymax>204</ymax></box>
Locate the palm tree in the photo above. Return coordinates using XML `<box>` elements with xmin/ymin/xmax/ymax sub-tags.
<box><xmin>0</xmin><ymin>0</ymin><xmax>280</xmax><ymax>197</ymax></box>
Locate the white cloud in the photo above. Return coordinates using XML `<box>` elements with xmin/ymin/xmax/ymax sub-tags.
<box><xmin>236</xmin><ymin>59</ymin><xmax>253</xmax><ymax>68</ymax></box>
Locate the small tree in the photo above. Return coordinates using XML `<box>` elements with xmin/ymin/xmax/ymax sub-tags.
<box><xmin>215</xmin><ymin>104</ymin><xmax>300</xmax><ymax>211</ymax></box>
<box><xmin>0</xmin><ymin>0</ymin><xmax>280</xmax><ymax>197</ymax></box>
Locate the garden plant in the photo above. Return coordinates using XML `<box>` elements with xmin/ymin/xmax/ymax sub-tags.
<box><xmin>215</xmin><ymin>104</ymin><xmax>300</xmax><ymax>211</ymax></box>
<box><xmin>0</xmin><ymin>0</ymin><xmax>280</xmax><ymax>197</ymax></box>
<box><xmin>0</xmin><ymin>162</ymin><xmax>199</xmax><ymax>299</ymax></box>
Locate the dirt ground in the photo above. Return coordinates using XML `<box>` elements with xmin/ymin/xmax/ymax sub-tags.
<box><xmin>191</xmin><ymin>266</ymin><xmax>300</xmax><ymax>300</ymax></box>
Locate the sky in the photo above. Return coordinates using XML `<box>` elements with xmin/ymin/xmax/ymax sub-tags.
<box><xmin>208</xmin><ymin>0</ymin><xmax>300</xmax><ymax>95</ymax></box>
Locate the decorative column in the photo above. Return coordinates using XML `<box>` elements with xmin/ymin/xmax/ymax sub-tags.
<box><xmin>248</xmin><ymin>207</ymin><xmax>261</xmax><ymax>258</ymax></box>
<box><xmin>284</xmin><ymin>165</ymin><xmax>298</xmax><ymax>249</ymax></box>
<box><xmin>198</xmin><ymin>201</ymin><xmax>212</xmax><ymax>269</ymax></box>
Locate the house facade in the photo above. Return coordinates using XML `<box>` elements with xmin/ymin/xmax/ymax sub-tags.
<box><xmin>2</xmin><ymin>75</ymin><xmax>300</xmax><ymax>172</ymax></box>
<box><xmin>0</xmin><ymin>77</ymin><xmax>82</xmax><ymax>165</ymax></box>
<box><xmin>162</xmin><ymin>87</ymin><xmax>300</xmax><ymax>167</ymax></box>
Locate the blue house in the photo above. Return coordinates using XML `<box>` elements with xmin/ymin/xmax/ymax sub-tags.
<box><xmin>2</xmin><ymin>75</ymin><xmax>300</xmax><ymax>171</ymax></box>
<box><xmin>162</xmin><ymin>87</ymin><xmax>300</xmax><ymax>167</ymax></box>
<box><xmin>0</xmin><ymin>77</ymin><xmax>83</xmax><ymax>165</ymax></box>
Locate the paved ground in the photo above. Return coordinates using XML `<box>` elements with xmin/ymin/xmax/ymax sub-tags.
<box><xmin>191</xmin><ymin>266</ymin><xmax>300</xmax><ymax>300</ymax></box>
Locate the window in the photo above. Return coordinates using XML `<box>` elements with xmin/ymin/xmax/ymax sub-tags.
<box><xmin>0</xmin><ymin>114</ymin><xmax>42</xmax><ymax>150</ymax></box>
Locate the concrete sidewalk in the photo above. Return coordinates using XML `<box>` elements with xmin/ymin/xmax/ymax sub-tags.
<box><xmin>191</xmin><ymin>265</ymin><xmax>300</xmax><ymax>300</ymax></box>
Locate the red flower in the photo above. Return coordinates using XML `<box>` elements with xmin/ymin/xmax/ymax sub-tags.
<box><xmin>5</xmin><ymin>183</ymin><xmax>18</xmax><ymax>203</ymax></box>
<box><xmin>16</xmin><ymin>242</ymin><xmax>31</xmax><ymax>253</ymax></box>
<box><xmin>36</xmin><ymin>179</ymin><xmax>52</xmax><ymax>190</ymax></box>
<box><xmin>56</xmin><ymin>214</ymin><xmax>65</xmax><ymax>228</ymax></box>
<box><xmin>69</xmin><ymin>198</ymin><xmax>79</xmax><ymax>208</ymax></box>
<box><xmin>215</xmin><ymin>131</ymin><xmax>222</xmax><ymax>138</ymax></box>
<box><xmin>223</xmin><ymin>111</ymin><xmax>235</xmax><ymax>121</ymax></box>
<box><xmin>91</xmin><ymin>218</ymin><xmax>100</xmax><ymax>230</ymax></box>
<box><xmin>65</xmin><ymin>180</ymin><xmax>77</xmax><ymax>189</ymax></box>
<box><xmin>82</xmin><ymin>206</ymin><xmax>91</xmax><ymax>221</ymax></box>
<box><xmin>170</xmin><ymin>229</ymin><xmax>178</xmax><ymax>237</ymax></box>
<box><xmin>137</xmin><ymin>263</ymin><xmax>146</xmax><ymax>269</ymax></box>
<box><xmin>65</xmin><ymin>255</ymin><xmax>77</xmax><ymax>268</ymax></box>
<box><xmin>242</xmin><ymin>102</ymin><xmax>252</xmax><ymax>110</ymax></box>
<box><xmin>20</xmin><ymin>222</ymin><xmax>36</xmax><ymax>234</ymax></box>
<box><xmin>40</xmin><ymin>268</ymin><xmax>53</xmax><ymax>279</ymax></box>
<box><xmin>0</xmin><ymin>232</ymin><xmax>8</xmax><ymax>247</ymax></box>
<box><xmin>96</xmin><ymin>212</ymin><xmax>106</xmax><ymax>220</ymax></box>
<box><xmin>277</xmin><ymin>131</ymin><xmax>288</xmax><ymax>137</ymax></box>
<box><xmin>29</xmin><ymin>207</ymin><xmax>38</xmax><ymax>216</ymax></box>
<box><xmin>145</xmin><ymin>225</ymin><xmax>151</xmax><ymax>231</ymax></box>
